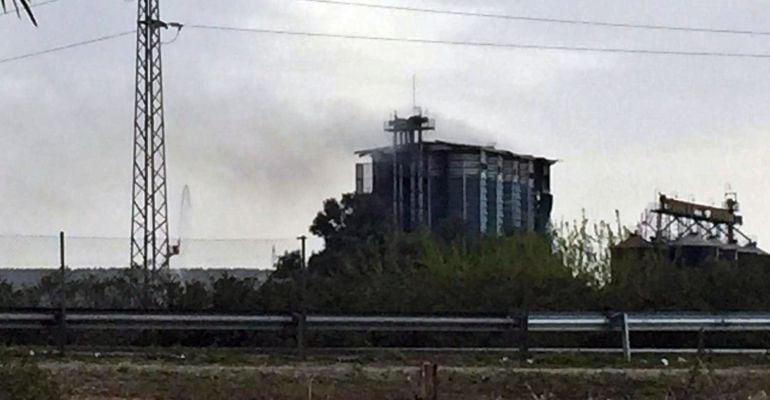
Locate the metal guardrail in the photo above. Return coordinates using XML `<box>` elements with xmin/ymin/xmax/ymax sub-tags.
<box><xmin>6</xmin><ymin>311</ymin><xmax>769</xmax><ymax>331</ymax></box>
<box><xmin>2</xmin><ymin>310</ymin><xmax>770</xmax><ymax>360</ymax></box>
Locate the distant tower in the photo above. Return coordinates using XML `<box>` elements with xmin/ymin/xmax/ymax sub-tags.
<box><xmin>384</xmin><ymin>110</ymin><xmax>435</xmax><ymax>230</ymax></box>
<box><xmin>130</xmin><ymin>0</ymin><xmax>172</xmax><ymax>273</ymax></box>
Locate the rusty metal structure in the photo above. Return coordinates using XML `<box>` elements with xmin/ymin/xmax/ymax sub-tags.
<box><xmin>639</xmin><ymin>193</ymin><xmax>753</xmax><ymax>246</ymax></box>
<box><xmin>622</xmin><ymin>193</ymin><xmax>766</xmax><ymax>264</ymax></box>
<box><xmin>356</xmin><ymin>112</ymin><xmax>556</xmax><ymax>235</ymax></box>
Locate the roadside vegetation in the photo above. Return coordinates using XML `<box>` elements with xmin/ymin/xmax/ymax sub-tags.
<box><xmin>2</xmin><ymin>193</ymin><xmax>770</xmax><ymax>351</ymax></box>
<box><xmin>3</xmin><ymin>193</ymin><xmax>769</xmax><ymax>313</ymax></box>
<box><xmin>0</xmin><ymin>192</ymin><xmax>768</xmax><ymax>396</ymax></box>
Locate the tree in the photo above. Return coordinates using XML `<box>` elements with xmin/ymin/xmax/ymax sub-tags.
<box><xmin>310</xmin><ymin>193</ymin><xmax>391</xmax><ymax>251</ymax></box>
<box><xmin>2</xmin><ymin>0</ymin><xmax>36</xmax><ymax>26</ymax></box>
<box><xmin>0</xmin><ymin>280</ymin><xmax>17</xmax><ymax>308</ymax></box>
<box><xmin>211</xmin><ymin>274</ymin><xmax>259</xmax><ymax>312</ymax></box>
<box><xmin>252</xmin><ymin>251</ymin><xmax>302</xmax><ymax>312</ymax></box>
<box><xmin>308</xmin><ymin>193</ymin><xmax>396</xmax><ymax>277</ymax></box>
<box><xmin>165</xmin><ymin>280</ymin><xmax>211</xmax><ymax>311</ymax></box>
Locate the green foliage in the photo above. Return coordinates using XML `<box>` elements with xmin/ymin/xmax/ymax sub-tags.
<box><xmin>411</xmin><ymin>234</ymin><xmax>596</xmax><ymax>312</ymax></box>
<box><xmin>607</xmin><ymin>253</ymin><xmax>770</xmax><ymax>311</ymax></box>
<box><xmin>165</xmin><ymin>280</ymin><xmax>211</xmax><ymax>311</ymax></box>
<box><xmin>3</xmin><ymin>192</ymin><xmax>770</xmax><ymax>351</ymax></box>
<box><xmin>310</xmin><ymin>193</ymin><xmax>391</xmax><ymax>253</ymax></box>
<box><xmin>252</xmin><ymin>251</ymin><xmax>302</xmax><ymax>312</ymax></box>
<box><xmin>211</xmin><ymin>274</ymin><xmax>258</xmax><ymax>311</ymax></box>
<box><xmin>300</xmin><ymin>193</ymin><xmax>770</xmax><ymax>314</ymax></box>
<box><xmin>302</xmin><ymin>193</ymin><xmax>598</xmax><ymax>313</ymax></box>
<box><xmin>552</xmin><ymin>210</ymin><xmax>625</xmax><ymax>287</ymax></box>
<box><xmin>0</xmin><ymin>280</ymin><xmax>15</xmax><ymax>307</ymax></box>
<box><xmin>4</xmin><ymin>193</ymin><xmax>770</xmax><ymax>320</ymax></box>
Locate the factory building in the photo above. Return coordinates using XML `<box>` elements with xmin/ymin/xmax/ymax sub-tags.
<box><xmin>355</xmin><ymin>112</ymin><xmax>556</xmax><ymax>235</ymax></box>
<box><xmin>612</xmin><ymin>193</ymin><xmax>768</xmax><ymax>270</ymax></box>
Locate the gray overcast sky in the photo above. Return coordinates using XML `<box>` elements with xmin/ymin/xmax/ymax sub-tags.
<box><xmin>1</xmin><ymin>0</ymin><xmax>769</xmax><ymax>250</ymax></box>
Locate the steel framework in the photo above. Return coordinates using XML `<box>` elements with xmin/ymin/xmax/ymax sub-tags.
<box><xmin>638</xmin><ymin>193</ymin><xmax>754</xmax><ymax>246</ymax></box>
<box><xmin>384</xmin><ymin>111</ymin><xmax>435</xmax><ymax>230</ymax></box>
<box><xmin>130</xmin><ymin>0</ymin><xmax>170</xmax><ymax>273</ymax></box>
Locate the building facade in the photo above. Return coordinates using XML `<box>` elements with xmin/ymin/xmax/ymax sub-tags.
<box><xmin>356</xmin><ymin>137</ymin><xmax>556</xmax><ymax>236</ymax></box>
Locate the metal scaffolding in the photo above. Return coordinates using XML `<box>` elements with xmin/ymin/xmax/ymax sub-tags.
<box><xmin>639</xmin><ymin>193</ymin><xmax>754</xmax><ymax>246</ymax></box>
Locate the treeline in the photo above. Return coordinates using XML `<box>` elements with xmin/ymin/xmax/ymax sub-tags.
<box><xmin>4</xmin><ymin>193</ymin><xmax>770</xmax><ymax>314</ymax></box>
<box><xmin>1</xmin><ymin>193</ymin><xmax>770</xmax><ymax>350</ymax></box>
<box><xmin>269</xmin><ymin>193</ymin><xmax>770</xmax><ymax>314</ymax></box>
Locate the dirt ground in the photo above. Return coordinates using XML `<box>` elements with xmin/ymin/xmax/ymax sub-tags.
<box><xmin>30</xmin><ymin>358</ymin><xmax>770</xmax><ymax>399</ymax></box>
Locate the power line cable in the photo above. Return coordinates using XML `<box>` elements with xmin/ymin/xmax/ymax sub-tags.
<box><xmin>186</xmin><ymin>24</ymin><xmax>770</xmax><ymax>59</ymax></box>
<box><xmin>297</xmin><ymin>0</ymin><xmax>770</xmax><ymax>37</ymax></box>
<box><xmin>5</xmin><ymin>22</ymin><xmax>770</xmax><ymax>67</ymax></box>
<box><xmin>0</xmin><ymin>233</ymin><xmax>298</xmax><ymax>242</ymax></box>
<box><xmin>161</xmin><ymin>24</ymin><xmax>183</xmax><ymax>45</ymax></box>
<box><xmin>0</xmin><ymin>30</ymin><xmax>135</xmax><ymax>64</ymax></box>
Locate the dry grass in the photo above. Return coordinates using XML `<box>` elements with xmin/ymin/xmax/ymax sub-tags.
<box><xmin>2</xmin><ymin>348</ymin><xmax>770</xmax><ymax>399</ymax></box>
<box><xmin>20</xmin><ymin>359</ymin><xmax>770</xmax><ymax>399</ymax></box>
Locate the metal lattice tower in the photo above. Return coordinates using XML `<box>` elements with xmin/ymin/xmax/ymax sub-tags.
<box><xmin>130</xmin><ymin>0</ymin><xmax>170</xmax><ymax>273</ymax></box>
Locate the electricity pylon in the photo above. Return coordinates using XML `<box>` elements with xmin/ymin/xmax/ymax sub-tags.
<box><xmin>130</xmin><ymin>0</ymin><xmax>171</xmax><ymax>277</ymax></box>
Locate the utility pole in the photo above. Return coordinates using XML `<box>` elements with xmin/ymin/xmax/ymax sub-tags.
<box><xmin>58</xmin><ymin>231</ymin><xmax>66</xmax><ymax>355</ymax></box>
<box><xmin>130</xmin><ymin>0</ymin><xmax>176</xmax><ymax>304</ymax></box>
<box><xmin>296</xmin><ymin>235</ymin><xmax>308</xmax><ymax>359</ymax></box>
<box><xmin>297</xmin><ymin>235</ymin><xmax>308</xmax><ymax>312</ymax></box>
